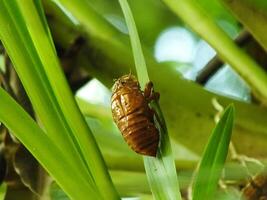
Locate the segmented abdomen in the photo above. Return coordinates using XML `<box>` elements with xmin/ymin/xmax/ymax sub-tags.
<box><xmin>111</xmin><ymin>88</ymin><xmax>159</xmax><ymax>156</ymax></box>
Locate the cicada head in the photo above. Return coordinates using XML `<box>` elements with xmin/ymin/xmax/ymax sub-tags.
<box><xmin>112</xmin><ymin>74</ymin><xmax>139</xmax><ymax>93</ymax></box>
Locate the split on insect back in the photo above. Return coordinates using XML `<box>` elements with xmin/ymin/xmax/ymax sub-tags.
<box><xmin>111</xmin><ymin>74</ymin><xmax>160</xmax><ymax>157</ymax></box>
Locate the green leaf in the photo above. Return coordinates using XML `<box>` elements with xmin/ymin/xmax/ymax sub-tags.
<box><xmin>0</xmin><ymin>183</ymin><xmax>7</xmax><ymax>200</ymax></box>
<box><xmin>163</xmin><ymin>0</ymin><xmax>267</xmax><ymax>105</ymax></box>
<box><xmin>50</xmin><ymin>182</ymin><xmax>70</xmax><ymax>200</ymax></box>
<box><xmin>197</xmin><ymin>0</ymin><xmax>237</xmax><ymax>24</ymax></box>
<box><xmin>0</xmin><ymin>88</ymin><xmax>97</xmax><ymax>200</ymax></box>
<box><xmin>192</xmin><ymin>105</ymin><xmax>235</xmax><ymax>200</ymax></box>
<box><xmin>221</xmin><ymin>0</ymin><xmax>267</xmax><ymax>52</ymax></box>
<box><xmin>0</xmin><ymin>0</ymin><xmax>118</xmax><ymax>199</ymax></box>
<box><xmin>118</xmin><ymin>0</ymin><xmax>148</xmax><ymax>88</ymax></box>
<box><xmin>0</xmin><ymin>0</ymin><xmax>90</xmax><ymax>181</ymax></box>
<box><xmin>118</xmin><ymin>0</ymin><xmax>182</xmax><ymax>199</ymax></box>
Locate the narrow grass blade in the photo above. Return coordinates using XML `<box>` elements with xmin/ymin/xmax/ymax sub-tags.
<box><xmin>118</xmin><ymin>0</ymin><xmax>182</xmax><ymax>199</ymax></box>
<box><xmin>192</xmin><ymin>105</ymin><xmax>235</xmax><ymax>200</ymax></box>
<box><xmin>163</xmin><ymin>0</ymin><xmax>267</xmax><ymax>105</ymax></box>
<box><xmin>50</xmin><ymin>182</ymin><xmax>70</xmax><ymax>200</ymax></box>
<box><xmin>0</xmin><ymin>88</ymin><xmax>99</xmax><ymax>200</ymax></box>
<box><xmin>0</xmin><ymin>183</ymin><xmax>6</xmax><ymax>200</ymax></box>
<box><xmin>0</xmin><ymin>0</ymin><xmax>91</xmax><ymax>182</ymax></box>
<box><xmin>0</xmin><ymin>0</ymin><xmax>118</xmax><ymax>199</ymax></box>
<box><xmin>117</xmin><ymin>0</ymin><xmax>148</xmax><ymax>88</ymax></box>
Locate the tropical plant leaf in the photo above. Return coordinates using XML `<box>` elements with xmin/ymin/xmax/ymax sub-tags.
<box><xmin>192</xmin><ymin>105</ymin><xmax>235</xmax><ymax>200</ymax></box>
<box><xmin>50</xmin><ymin>182</ymin><xmax>70</xmax><ymax>200</ymax></box>
<box><xmin>0</xmin><ymin>88</ymin><xmax>98</xmax><ymax>199</ymax></box>
<box><xmin>0</xmin><ymin>0</ymin><xmax>118</xmax><ymax>199</ymax></box>
<box><xmin>0</xmin><ymin>183</ymin><xmax>7</xmax><ymax>200</ymax></box>
<box><xmin>118</xmin><ymin>0</ymin><xmax>182</xmax><ymax>199</ymax></box>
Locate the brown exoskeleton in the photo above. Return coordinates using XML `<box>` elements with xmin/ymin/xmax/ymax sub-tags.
<box><xmin>111</xmin><ymin>74</ymin><xmax>159</xmax><ymax>157</ymax></box>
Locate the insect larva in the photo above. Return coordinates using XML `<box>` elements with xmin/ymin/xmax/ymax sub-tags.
<box><xmin>111</xmin><ymin>74</ymin><xmax>159</xmax><ymax>157</ymax></box>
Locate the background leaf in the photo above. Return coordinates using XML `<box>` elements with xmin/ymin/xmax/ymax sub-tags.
<box><xmin>0</xmin><ymin>88</ymin><xmax>97</xmax><ymax>199</ymax></box>
<box><xmin>163</xmin><ymin>0</ymin><xmax>267</xmax><ymax>105</ymax></box>
<box><xmin>50</xmin><ymin>182</ymin><xmax>70</xmax><ymax>200</ymax></box>
<box><xmin>0</xmin><ymin>183</ymin><xmax>7</xmax><ymax>200</ymax></box>
<box><xmin>221</xmin><ymin>0</ymin><xmax>267</xmax><ymax>52</ymax></box>
<box><xmin>192</xmin><ymin>105</ymin><xmax>235</xmax><ymax>200</ymax></box>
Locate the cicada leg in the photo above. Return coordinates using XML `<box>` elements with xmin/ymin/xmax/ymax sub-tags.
<box><xmin>144</xmin><ymin>81</ymin><xmax>163</xmax><ymax>128</ymax></box>
<box><xmin>144</xmin><ymin>81</ymin><xmax>160</xmax><ymax>102</ymax></box>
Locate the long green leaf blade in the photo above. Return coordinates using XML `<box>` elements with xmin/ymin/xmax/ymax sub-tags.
<box><xmin>0</xmin><ymin>88</ymin><xmax>98</xmax><ymax>200</ymax></box>
<box><xmin>118</xmin><ymin>0</ymin><xmax>182</xmax><ymax>199</ymax></box>
<box><xmin>0</xmin><ymin>0</ymin><xmax>91</xmax><ymax>182</ymax></box>
<box><xmin>0</xmin><ymin>183</ymin><xmax>6</xmax><ymax>200</ymax></box>
<box><xmin>0</xmin><ymin>0</ymin><xmax>118</xmax><ymax>198</ymax></box>
<box><xmin>192</xmin><ymin>105</ymin><xmax>235</xmax><ymax>200</ymax></box>
<box><xmin>16</xmin><ymin>1</ymin><xmax>118</xmax><ymax>196</ymax></box>
<box><xmin>117</xmin><ymin>0</ymin><xmax>148</xmax><ymax>88</ymax></box>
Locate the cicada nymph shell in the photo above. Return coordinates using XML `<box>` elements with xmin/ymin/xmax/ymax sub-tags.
<box><xmin>111</xmin><ymin>74</ymin><xmax>159</xmax><ymax>157</ymax></box>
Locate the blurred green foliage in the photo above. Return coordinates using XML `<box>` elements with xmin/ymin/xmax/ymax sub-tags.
<box><xmin>1</xmin><ymin>0</ymin><xmax>267</xmax><ymax>199</ymax></box>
